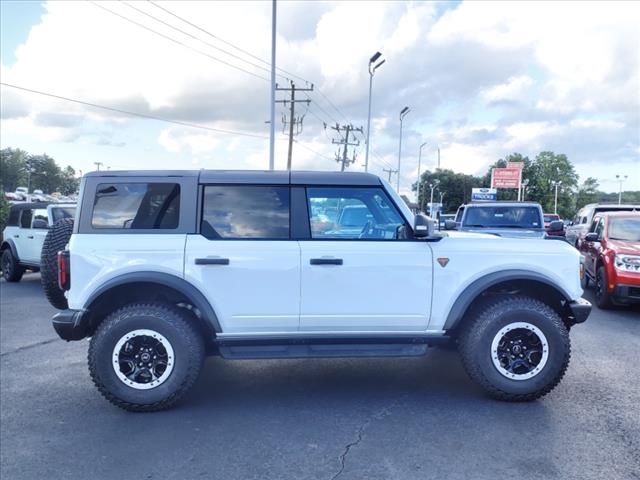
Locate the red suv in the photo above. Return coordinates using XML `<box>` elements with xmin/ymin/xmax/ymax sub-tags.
<box><xmin>580</xmin><ymin>211</ymin><xmax>640</xmax><ymax>308</ymax></box>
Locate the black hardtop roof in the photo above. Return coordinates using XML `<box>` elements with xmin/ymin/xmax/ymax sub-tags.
<box><xmin>84</xmin><ymin>170</ymin><xmax>382</xmax><ymax>186</ymax></box>
<box><xmin>9</xmin><ymin>202</ymin><xmax>52</xmax><ymax>211</ymax></box>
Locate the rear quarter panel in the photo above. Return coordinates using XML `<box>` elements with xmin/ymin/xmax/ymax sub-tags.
<box><xmin>67</xmin><ymin>234</ymin><xmax>187</xmax><ymax>310</ymax></box>
<box><xmin>428</xmin><ymin>234</ymin><xmax>583</xmax><ymax>331</ymax></box>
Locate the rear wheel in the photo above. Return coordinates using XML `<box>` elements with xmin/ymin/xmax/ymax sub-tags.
<box><xmin>88</xmin><ymin>303</ymin><xmax>205</xmax><ymax>412</ymax></box>
<box><xmin>458</xmin><ymin>296</ymin><xmax>571</xmax><ymax>401</ymax></box>
<box><xmin>40</xmin><ymin>218</ymin><xmax>74</xmax><ymax>309</ymax></box>
<box><xmin>2</xmin><ymin>249</ymin><xmax>25</xmax><ymax>282</ymax></box>
<box><xmin>595</xmin><ymin>266</ymin><xmax>613</xmax><ymax>309</ymax></box>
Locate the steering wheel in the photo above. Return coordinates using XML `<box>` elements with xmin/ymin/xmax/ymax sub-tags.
<box><xmin>359</xmin><ymin>220</ymin><xmax>375</xmax><ymax>239</ymax></box>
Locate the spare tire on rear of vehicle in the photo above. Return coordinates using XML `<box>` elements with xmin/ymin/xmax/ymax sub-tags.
<box><xmin>41</xmin><ymin>218</ymin><xmax>74</xmax><ymax>310</ymax></box>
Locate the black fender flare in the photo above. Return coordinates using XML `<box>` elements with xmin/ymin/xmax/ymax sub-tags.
<box><xmin>0</xmin><ymin>239</ymin><xmax>19</xmax><ymax>261</ymax></box>
<box><xmin>443</xmin><ymin>269</ymin><xmax>573</xmax><ymax>330</ymax></box>
<box><xmin>84</xmin><ymin>271</ymin><xmax>222</xmax><ymax>333</ymax></box>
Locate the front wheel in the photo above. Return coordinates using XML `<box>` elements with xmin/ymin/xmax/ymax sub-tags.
<box><xmin>2</xmin><ymin>249</ymin><xmax>25</xmax><ymax>282</ymax></box>
<box><xmin>595</xmin><ymin>266</ymin><xmax>613</xmax><ymax>309</ymax></box>
<box><xmin>458</xmin><ymin>296</ymin><xmax>571</xmax><ymax>401</ymax></box>
<box><xmin>88</xmin><ymin>303</ymin><xmax>205</xmax><ymax>412</ymax></box>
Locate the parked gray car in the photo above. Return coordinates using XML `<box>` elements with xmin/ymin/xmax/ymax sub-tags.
<box><xmin>565</xmin><ymin>203</ymin><xmax>640</xmax><ymax>247</ymax></box>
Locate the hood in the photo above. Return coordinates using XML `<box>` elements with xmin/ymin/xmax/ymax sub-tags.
<box><xmin>459</xmin><ymin>227</ymin><xmax>545</xmax><ymax>239</ymax></box>
<box><xmin>608</xmin><ymin>239</ymin><xmax>640</xmax><ymax>255</ymax></box>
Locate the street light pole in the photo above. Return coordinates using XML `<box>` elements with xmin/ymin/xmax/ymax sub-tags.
<box><xmin>397</xmin><ymin>106</ymin><xmax>410</xmax><ymax>192</ymax></box>
<box><xmin>550</xmin><ymin>180</ymin><xmax>562</xmax><ymax>214</ymax></box>
<box><xmin>429</xmin><ymin>179</ymin><xmax>439</xmax><ymax>218</ymax></box>
<box><xmin>616</xmin><ymin>174</ymin><xmax>628</xmax><ymax>204</ymax></box>
<box><xmin>365</xmin><ymin>52</ymin><xmax>385</xmax><ymax>172</ymax></box>
<box><xmin>268</xmin><ymin>0</ymin><xmax>277</xmax><ymax>170</ymax></box>
<box><xmin>417</xmin><ymin>142</ymin><xmax>427</xmax><ymax>211</ymax></box>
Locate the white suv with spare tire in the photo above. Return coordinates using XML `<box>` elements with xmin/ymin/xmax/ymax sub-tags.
<box><xmin>45</xmin><ymin>170</ymin><xmax>591</xmax><ymax>411</ymax></box>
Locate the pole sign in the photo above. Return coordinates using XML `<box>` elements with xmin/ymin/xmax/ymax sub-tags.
<box><xmin>491</xmin><ymin>167</ymin><xmax>521</xmax><ymax>189</ymax></box>
<box><xmin>471</xmin><ymin>188</ymin><xmax>497</xmax><ymax>201</ymax></box>
<box><xmin>507</xmin><ymin>161</ymin><xmax>524</xmax><ymax>170</ymax></box>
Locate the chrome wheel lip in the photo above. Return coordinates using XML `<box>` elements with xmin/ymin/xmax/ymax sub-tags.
<box><xmin>491</xmin><ymin>322</ymin><xmax>549</xmax><ymax>381</ymax></box>
<box><xmin>112</xmin><ymin>329</ymin><xmax>175</xmax><ymax>390</ymax></box>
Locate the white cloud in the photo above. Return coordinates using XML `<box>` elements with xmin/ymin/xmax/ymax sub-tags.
<box><xmin>482</xmin><ymin>76</ymin><xmax>533</xmax><ymax>103</ymax></box>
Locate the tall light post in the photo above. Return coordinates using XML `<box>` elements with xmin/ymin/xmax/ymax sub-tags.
<box><xmin>521</xmin><ymin>178</ymin><xmax>529</xmax><ymax>201</ymax></box>
<box><xmin>429</xmin><ymin>179</ymin><xmax>440</xmax><ymax>218</ymax></box>
<box><xmin>616</xmin><ymin>174</ymin><xmax>628</xmax><ymax>204</ymax></box>
<box><xmin>550</xmin><ymin>180</ymin><xmax>562</xmax><ymax>214</ymax></box>
<box><xmin>417</xmin><ymin>141</ymin><xmax>427</xmax><ymax>211</ymax></box>
<box><xmin>365</xmin><ymin>52</ymin><xmax>385</xmax><ymax>172</ymax></box>
<box><xmin>397</xmin><ymin>106</ymin><xmax>410</xmax><ymax>192</ymax></box>
<box><xmin>268</xmin><ymin>0</ymin><xmax>277</xmax><ymax>170</ymax></box>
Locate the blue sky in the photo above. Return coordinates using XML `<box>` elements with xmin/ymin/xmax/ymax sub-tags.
<box><xmin>1</xmin><ymin>1</ymin><xmax>638</xmax><ymax>195</ymax></box>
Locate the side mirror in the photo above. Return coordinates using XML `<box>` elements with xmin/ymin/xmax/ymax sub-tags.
<box><xmin>444</xmin><ymin>219</ymin><xmax>457</xmax><ymax>230</ymax></box>
<box><xmin>413</xmin><ymin>213</ymin><xmax>434</xmax><ymax>238</ymax></box>
<box><xmin>584</xmin><ymin>232</ymin><xmax>599</xmax><ymax>242</ymax></box>
<box><xmin>548</xmin><ymin>220</ymin><xmax>564</xmax><ymax>231</ymax></box>
<box><xmin>32</xmin><ymin>219</ymin><xmax>49</xmax><ymax>229</ymax></box>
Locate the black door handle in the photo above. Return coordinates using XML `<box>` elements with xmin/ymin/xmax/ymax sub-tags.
<box><xmin>310</xmin><ymin>258</ymin><xmax>343</xmax><ymax>265</ymax></box>
<box><xmin>27</xmin><ymin>235</ymin><xmax>34</xmax><ymax>239</ymax></box>
<box><xmin>13</xmin><ymin>235</ymin><xmax>19</xmax><ymax>238</ymax></box>
<box><xmin>195</xmin><ymin>257</ymin><xmax>230</xmax><ymax>265</ymax></box>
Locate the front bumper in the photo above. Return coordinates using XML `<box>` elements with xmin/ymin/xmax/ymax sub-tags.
<box><xmin>52</xmin><ymin>309</ymin><xmax>89</xmax><ymax>341</ymax></box>
<box><xmin>612</xmin><ymin>284</ymin><xmax>640</xmax><ymax>304</ymax></box>
<box><xmin>567</xmin><ymin>298</ymin><xmax>592</xmax><ymax>325</ymax></box>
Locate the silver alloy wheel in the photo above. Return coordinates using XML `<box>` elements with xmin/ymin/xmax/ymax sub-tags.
<box><xmin>112</xmin><ymin>329</ymin><xmax>175</xmax><ymax>390</ymax></box>
<box><xmin>491</xmin><ymin>322</ymin><xmax>549</xmax><ymax>380</ymax></box>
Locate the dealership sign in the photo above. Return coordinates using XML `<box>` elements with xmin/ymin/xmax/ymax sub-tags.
<box><xmin>471</xmin><ymin>188</ymin><xmax>497</xmax><ymax>201</ymax></box>
<box><xmin>491</xmin><ymin>167</ymin><xmax>522</xmax><ymax>188</ymax></box>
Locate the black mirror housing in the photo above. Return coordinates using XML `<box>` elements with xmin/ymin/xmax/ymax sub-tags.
<box><xmin>413</xmin><ymin>213</ymin><xmax>433</xmax><ymax>238</ymax></box>
<box><xmin>548</xmin><ymin>220</ymin><xmax>564</xmax><ymax>231</ymax></box>
<box><xmin>444</xmin><ymin>219</ymin><xmax>457</xmax><ymax>230</ymax></box>
<box><xmin>584</xmin><ymin>232</ymin><xmax>599</xmax><ymax>242</ymax></box>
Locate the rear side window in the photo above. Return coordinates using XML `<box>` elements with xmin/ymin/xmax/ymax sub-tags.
<box><xmin>20</xmin><ymin>209</ymin><xmax>33</xmax><ymax>228</ymax></box>
<box><xmin>92</xmin><ymin>183</ymin><xmax>180</xmax><ymax>229</ymax></box>
<box><xmin>7</xmin><ymin>207</ymin><xmax>20</xmax><ymax>226</ymax></box>
<box><xmin>201</xmin><ymin>185</ymin><xmax>290</xmax><ymax>239</ymax></box>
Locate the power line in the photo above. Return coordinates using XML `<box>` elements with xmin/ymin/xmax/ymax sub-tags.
<box><xmin>0</xmin><ymin>82</ymin><xmax>269</xmax><ymax>139</ymax></box>
<box><xmin>121</xmin><ymin>1</ymin><xmax>290</xmax><ymax>82</ymax></box>
<box><xmin>88</xmin><ymin>1</ymin><xmax>269</xmax><ymax>82</ymax></box>
<box><xmin>292</xmin><ymin>138</ymin><xmax>334</xmax><ymax>162</ymax></box>
<box><xmin>147</xmin><ymin>0</ymin><xmax>311</xmax><ymax>86</ymax></box>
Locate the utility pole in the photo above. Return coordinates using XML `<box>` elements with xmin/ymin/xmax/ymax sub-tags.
<box><xmin>275</xmin><ymin>81</ymin><xmax>313</xmax><ymax>170</ymax></box>
<box><xmin>94</xmin><ymin>161</ymin><xmax>103</xmax><ymax>171</ymax></box>
<box><xmin>437</xmin><ymin>148</ymin><xmax>440</xmax><ymax>169</ymax></box>
<box><xmin>417</xmin><ymin>142</ymin><xmax>427</xmax><ymax>210</ymax></box>
<box><xmin>382</xmin><ymin>168</ymin><xmax>398</xmax><ymax>183</ymax></box>
<box><xmin>429</xmin><ymin>179</ymin><xmax>440</xmax><ymax>218</ymax></box>
<box><xmin>329</xmin><ymin>123</ymin><xmax>363</xmax><ymax>171</ymax></box>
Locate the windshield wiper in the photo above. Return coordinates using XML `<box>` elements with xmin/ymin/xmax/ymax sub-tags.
<box><xmin>464</xmin><ymin>224</ymin><xmax>486</xmax><ymax>228</ymax></box>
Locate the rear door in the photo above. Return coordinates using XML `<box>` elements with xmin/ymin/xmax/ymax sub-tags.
<box><xmin>184</xmin><ymin>184</ymin><xmax>300</xmax><ymax>334</ymax></box>
<box><xmin>298</xmin><ymin>186</ymin><xmax>432</xmax><ymax>333</ymax></box>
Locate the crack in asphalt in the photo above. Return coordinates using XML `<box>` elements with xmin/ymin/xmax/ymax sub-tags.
<box><xmin>329</xmin><ymin>395</ymin><xmax>407</xmax><ymax>480</ymax></box>
<box><xmin>0</xmin><ymin>338</ymin><xmax>59</xmax><ymax>357</ymax></box>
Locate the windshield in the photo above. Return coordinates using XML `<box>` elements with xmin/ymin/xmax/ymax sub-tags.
<box><xmin>544</xmin><ymin>214</ymin><xmax>559</xmax><ymax>223</ymax></box>
<box><xmin>463</xmin><ymin>206</ymin><xmax>542</xmax><ymax>229</ymax></box>
<box><xmin>608</xmin><ymin>217</ymin><xmax>640</xmax><ymax>241</ymax></box>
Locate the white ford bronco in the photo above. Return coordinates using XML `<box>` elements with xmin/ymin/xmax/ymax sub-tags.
<box><xmin>49</xmin><ymin>170</ymin><xmax>591</xmax><ymax>411</ymax></box>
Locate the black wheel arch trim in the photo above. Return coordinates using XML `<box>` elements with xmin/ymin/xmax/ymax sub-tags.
<box><xmin>1</xmin><ymin>239</ymin><xmax>19</xmax><ymax>261</ymax></box>
<box><xmin>443</xmin><ymin>269</ymin><xmax>574</xmax><ymax>330</ymax></box>
<box><xmin>83</xmin><ymin>271</ymin><xmax>222</xmax><ymax>333</ymax></box>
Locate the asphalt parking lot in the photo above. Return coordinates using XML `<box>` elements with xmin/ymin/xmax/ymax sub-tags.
<box><xmin>1</xmin><ymin>273</ymin><xmax>639</xmax><ymax>480</ymax></box>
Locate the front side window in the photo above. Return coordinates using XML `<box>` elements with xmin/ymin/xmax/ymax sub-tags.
<box><xmin>51</xmin><ymin>207</ymin><xmax>75</xmax><ymax>223</ymax></box>
<box><xmin>201</xmin><ymin>185</ymin><xmax>290</xmax><ymax>239</ymax></box>
<box><xmin>92</xmin><ymin>183</ymin><xmax>180</xmax><ymax>229</ymax></box>
<box><xmin>32</xmin><ymin>209</ymin><xmax>48</xmax><ymax>228</ymax></box>
<box><xmin>307</xmin><ymin>187</ymin><xmax>405</xmax><ymax>240</ymax></box>
<box><xmin>594</xmin><ymin>217</ymin><xmax>605</xmax><ymax>238</ymax></box>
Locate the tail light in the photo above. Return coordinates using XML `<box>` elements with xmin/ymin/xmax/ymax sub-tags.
<box><xmin>58</xmin><ymin>250</ymin><xmax>70</xmax><ymax>291</ymax></box>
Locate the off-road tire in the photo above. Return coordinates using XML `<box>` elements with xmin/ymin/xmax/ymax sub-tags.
<box><xmin>458</xmin><ymin>296</ymin><xmax>571</xmax><ymax>401</ymax></box>
<box><xmin>2</xmin><ymin>249</ymin><xmax>25</xmax><ymax>282</ymax></box>
<box><xmin>595</xmin><ymin>266</ymin><xmax>613</xmax><ymax>309</ymax></box>
<box><xmin>88</xmin><ymin>303</ymin><xmax>205</xmax><ymax>412</ymax></box>
<box><xmin>40</xmin><ymin>218</ymin><xmax>74</xmax><ymax>309</ymax></box>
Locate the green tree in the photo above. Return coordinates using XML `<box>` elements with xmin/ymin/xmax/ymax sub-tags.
<box><xmin>29</xmin><ymin>154</ymin><xmax>62</xmax><ymax>193</ymax></box>
<box><xmin>0</xmin><ymin>147</ymin><xmax>28</xmax><ymax>192</ymax></box>
<box><xmin>415</xmin><ymin>169</ymin><xmax>483</xmax><ymax>213</ymax></box>
<box><xmin>481</xmin><ymin>153</ymin><xmax>533</xmax><ymax>201</ymax></box>
<box><xmin>59</xmin><ymin>165</ymin><xmax>79</xmax><ymax>195</ymax></box>
<box><xmin>576</xmin><ymin>177</ymin><xmax>600</xmax><ymax>210</ymax></box>
<box><xmin>527</xmin><ymin>152</ymin><xmax>579</xmax><ymax>218</ymax></box>
<box><xmin>0</xmin><ymin>193</ymin><xmax>10</xmax><ymax>234</ymax></box>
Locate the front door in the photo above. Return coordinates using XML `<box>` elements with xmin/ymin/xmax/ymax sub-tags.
<box><xmin>184</xmin><ymin>185</ymin><xmax>300</xmax><ymax>334</ymax></box>
<box><xmin>299</xmin><ymin>186</ymin><xmax>432</xmax><ymax>333</ymax></box>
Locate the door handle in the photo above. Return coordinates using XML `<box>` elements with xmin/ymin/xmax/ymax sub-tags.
<box><xmin>310</xmin><ymin>258</ymin><xmax>343</xmax><ymax>265</ymax></box>
<box><xmin>195</xmin><ymin>257</ymin><xmax>230</xmax><ymax>265</ymax></box>
<box><xmin>27</xmin><ymin>235</ymin><xmax>34</xmax><ymax>239</ymax></box>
